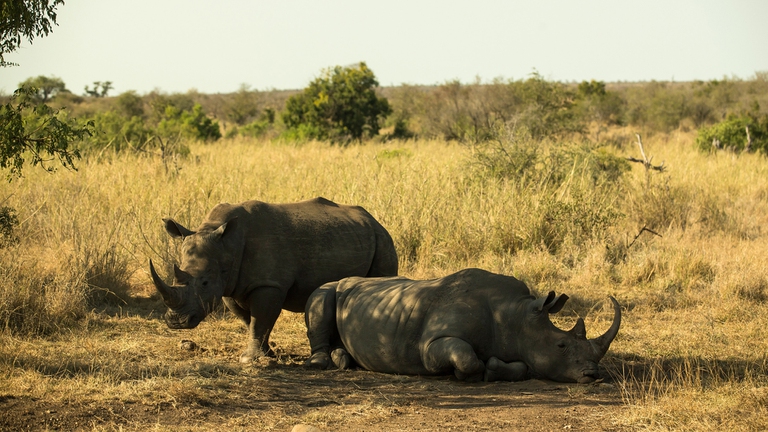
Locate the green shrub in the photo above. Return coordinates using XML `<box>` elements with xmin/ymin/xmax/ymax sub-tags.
<box><xmin>225</xmin><ymin>84</ymin><xmax>260</xmax><ymax>125</ymax></box>
<box><xmin>415</xmin><ymin>74</ymin><xmax>583</xmax><ymax>142</ymax></box>
<box><xmin>575</xmin><ymin>80</ymin><xmax>625</xmax><ymax>126</ymax></box>
<box><xmin>228</xmin><ymin>108</ymin><xmax>276</xmax><ymax>139</ymax></box>
<box><xmin>0</xmin><ymin>205</ymin><xmax>19</xmax><ymax>247</ymax></box>
<box><xmin>471</xmin><ymin>126</ymin><xmax>629</xmax><ymax>187</ymax></box>
<box><xmin>235</xmin><ymin>120</ymin><xmax>271</xmax><ymax>138</ymax></box>
<box><xmin>282</xmin><ymin>62</ymin><xmax>391</xmax><ymax>142</ymax></box>
<box><xmin>115</xmin><ymin>91</ymin><xmax>145</xmax><ymax>118</ymax></box>
<box><xmin>157</xmin><ymin>103</ymin><xmax>221</xmax><ymax>142</ymax></box>
<box><xmin>696</xmin><ymin>114</ymin><xmax>768</xmax><ymax>153</ymax></box>
<box><xmin>84</xmin><ymin>110</ymin><xmax>153</xmax><ymax>152</ymax></box>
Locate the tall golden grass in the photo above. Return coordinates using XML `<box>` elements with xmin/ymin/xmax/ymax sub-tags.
<box><xmin>1</xmin><ymin>130</ymin><xmax>767</xmax><ymax>429</ymax></box>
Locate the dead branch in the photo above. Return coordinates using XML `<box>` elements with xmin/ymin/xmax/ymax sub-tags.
<box><xmin>746</xmin><ymin>126</ymin><xmax>752</xmax><ymax>152</ymax></box>
<box><xmin>626</xmin><ymin>133</ymin><xmax>666</xmax><ymax>172</ymax></box>
<box><xmin>627</xmin><ymin>225</ymin><xmax>662</xmax><ymax>250</ymax></box>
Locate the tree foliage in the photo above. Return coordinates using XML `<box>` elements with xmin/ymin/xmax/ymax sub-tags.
<box><xmin>1</xmin><ymin>0</ymin><xmax>94</xmax><ymax>180</ymax></box>
<box><xmin>84</xmin><ymin>81</ymin><xmax>113</xmax><ymax>98</ymax></box>
<box><xmin>0</xmin><ymin>86</ymin><xmax>92</xmax><ymax>178</ymax></box>
<box><xmin>0</xmin><ymin>0</ymin><xmax>63</xmax><ymax>66</ymax></box>
<box><xmin>18</xmin><ymin>75</ymin><xmax>68</xmax><ymax>102</ymax></box>
<box><xmin>283</xmin><ymin>62</ymin><xmax>391</xmax><ymax>141</ymax></box>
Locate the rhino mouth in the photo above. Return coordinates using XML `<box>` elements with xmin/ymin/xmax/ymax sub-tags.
<box><xmin>577</xmin><ymin>369</ymin><xmax>601</xmax><ymax>384</ymax></box>
<box><xmin>164</xmin><ymin>311</ymin><xmax>203</xmax><ymax>329</ymax></box>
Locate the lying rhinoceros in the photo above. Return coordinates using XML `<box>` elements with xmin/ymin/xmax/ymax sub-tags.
<box><xmin>150</xmin><ymin>197</ymin><xmax>398</xmax><ymax>363</ymax></box>
<box><xmin>305</xmin><ymin>268</ymin><xmax>620</xmax><ymax>383</ymax></box>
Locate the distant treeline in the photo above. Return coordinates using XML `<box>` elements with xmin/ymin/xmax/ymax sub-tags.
<box><xmin>9</xmin><ymin>71</ymin><xmax>768</xmax><ymax>153</ymax></box>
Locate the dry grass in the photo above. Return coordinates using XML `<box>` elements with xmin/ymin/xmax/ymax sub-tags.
<box><xmin>1</xmin><ymin>132</ymin><xmax>768</xmax><ymax>430</ymax></box>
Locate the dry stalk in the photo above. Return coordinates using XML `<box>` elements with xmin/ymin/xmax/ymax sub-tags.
<box><xmin>746</xmin><ymin>125</ymin><xmax>752</xmax><ymax>152</ymax></box>
<box><xmin>627</xmin><ymin>225</ymin><xmax>662</xmax><ymax>250</ymax></box>
<box><xmin>626</xmin><ymin>133</ymin><xmax>666</xmax><ymax>172</ymax></box>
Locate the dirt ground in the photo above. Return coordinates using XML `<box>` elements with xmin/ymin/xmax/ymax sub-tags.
<box><xmin>0</xmin><ymin>354</ymin><xmax>624</xmax><ymax>431</ymax></box>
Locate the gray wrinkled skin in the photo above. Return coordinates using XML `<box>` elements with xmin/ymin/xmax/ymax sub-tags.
<box><xmin>305</xmin><ymin>268</ymin><xmax>620</xmax><ymax>383</ymax></box>
<box><xmin>151</xmin><ymin>197</ymin><xmax>398</xmax><ymax>363</ymax></box>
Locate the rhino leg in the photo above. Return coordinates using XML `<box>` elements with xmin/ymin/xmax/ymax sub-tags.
<box><xmin>239</xmin><ymin>287</ymin><xmax>286</xmax><ymax>363</ymax></box>
<box><xmin>483</xmin><ymin>357</ymin><xmax>529</xmax><ymax>382</ymax></box>
<box><xmin>423</xmin><ymin>337</ymin><xmax>486</xmax><ymax>382</ymax></box>
<box><xmin>222</xmin><ymin>297</ymin><xmax>250</xmax><ymax>327</ymax></box>
<box><xmin>305</xmin><ymin>283</ymin><xmax>341</xmax><ymax>370</ymax></box>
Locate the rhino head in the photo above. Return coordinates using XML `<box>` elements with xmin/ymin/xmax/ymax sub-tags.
<box><xmin>520</xmin><ymin>292</ymin><xmax>621</xmax><ymax>383</ymax></box>
<box><xmin>150</xmin><ymin>217</ymin><xmax>240</xmax><ymax>330</ymax></box>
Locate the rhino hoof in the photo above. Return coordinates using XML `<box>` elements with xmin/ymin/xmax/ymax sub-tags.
<box><xmin>455</xmin><ymin>370</ymin><xmax>483</xmax><ymax>382</ymax></box>
<box><xmin>331</xmin><ymin>348</ymin><xmax>352</xmax><ymax>370</ymax></box>
<box><xmin>306</xmin><ymin>352</ymin><xmax>332</xmax><ymax>369</ymax></box>
<box><xmin>484</xmin><ymin>357</ymin><xmax>528</xmax><ymax>382</ymax></box>
<box><xmin>239</xmin><ymin>342</ymin><xmax>276</xmax><ymax>363</ymax></box>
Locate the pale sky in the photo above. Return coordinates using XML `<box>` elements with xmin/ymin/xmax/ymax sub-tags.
<box><xmin>1</xmin><ymin>0</ymin><xmax>767</xmax><ymax>96</ymax></box>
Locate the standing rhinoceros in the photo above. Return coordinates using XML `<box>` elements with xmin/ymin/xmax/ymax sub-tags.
<box><xmin>149</xmin><ymin>197</ymin><xmax>398</xmax><ymax>363</ymax></box>
<box><xmin>305</xmin><ymin>268</ymin><xmax>620</xmax><ymax>383</ymax></box>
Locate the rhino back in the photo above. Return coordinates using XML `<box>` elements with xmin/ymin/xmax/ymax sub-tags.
<box><xmin>335</xmin><ymin>269</ymin><xmax>532</xmax><ymax>374</ymax></box>
<box><xmin>224</xmin><ymin>198</ymin><xmax>382</xmax><ymax>310</ymax></box>
<box><xmin>336</xmin><ymin>276</ymin><xmax>439</xmax><ymax>374</ymax></box>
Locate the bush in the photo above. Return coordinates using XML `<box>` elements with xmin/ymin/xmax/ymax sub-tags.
<box><xmin>84</xmin><ymin>110</ymin><xmax>153</xmax><ymax>152</ymax></box>
<box><xmin>282</xmin><ymin>62</ymin><xmax>391</xmax><ymax>142</ymax></box>
<box><xmin>471</xmin><ymin>126</ymin><xmax>630</xmax><ymax>187</ymax></box>
<box><xmin>157</xmin><ymin>103</ymin><xmax>222</xmax><ymax>142</ymax></box>
<box><xmin>469</xmin><ymin>126</ymin><xmax>628</xmax><ymax>254</ymax></box>
<box><xmin>695</xmin><ymin>114</ymin><xmax>768</xmax><ymax>153</ymax></box>
<box><xmin>575</xmin><ymin>80</ymin><xmax>625</xmax><ymax>126</ymax></box>
<box><xmin>115</xmin><ymin>91</ymin><xmax>145</xmax><ymax>118</ymax></box>
<box><xmin>0</xmin><ymin>205</ymin><xmax>19</xmax><ymax>247</ymax></box>
<box><xmin>225</xmin><ymin>84</ymin><xmax>260</xmax><ymax>126</ymax></box>
<box><xmin>415</xmin><ymin>74</ymin><xmax>583</xmax><ymax>142</ymax></box>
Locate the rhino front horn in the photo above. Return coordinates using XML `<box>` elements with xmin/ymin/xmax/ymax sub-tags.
<box><xmin>149</xmin><ymin>259</ymin><xmax>183</xmax><ymax>309</ymax></box>
<box><xmin>589</xmin><ymin>296</ymin><xmax>621</xmax><ymax>360</ymax></box>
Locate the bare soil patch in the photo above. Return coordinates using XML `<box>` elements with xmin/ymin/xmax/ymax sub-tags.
<box><xmin>0</xmin><ymin>330</ymin><xmax>624</xmax><ymax>431</ymax></box>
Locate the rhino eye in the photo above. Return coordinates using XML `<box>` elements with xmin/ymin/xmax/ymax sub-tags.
<box><xmin>557</xmin><ymin>341</ymin><xmax>566</xmax><ymax>349</ymax></box>
<box><xmin>202</xmin><ymin>281</ymin><xmax>208</xmax><ymax>286</ymax></box>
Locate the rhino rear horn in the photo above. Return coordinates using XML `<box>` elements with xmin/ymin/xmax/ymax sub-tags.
<box><xmin>589</xmin><ymin>296</ymin><xmax>622</xmax><ymax>360</ymax></box>
<box><xmin>173</xmin><ymin>264</ymin><xmax>192</xmax><ymax>285</ymax></box>
<box><xmin>149</xmin><ymin>260</ymin><xmax>183</xmax><ymax>308</ymax></box>
<box><xmin>569</xmin><ymin>317</ymin><xmax>587</xmax><ymax>339</ymax></box>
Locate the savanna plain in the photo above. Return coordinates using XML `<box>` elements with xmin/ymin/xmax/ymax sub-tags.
<box><xmin>1</xmin><ymin>131</ymin><xmax>768</xmax><ymax>431</ymax></box>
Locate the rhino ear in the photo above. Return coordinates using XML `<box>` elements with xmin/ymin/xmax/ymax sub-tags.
<box><xmin>531</xmin><ymin>292</ymin><xmax>569</xmax><ymax>314</ymax></box>
<box><xmin>531</xmin><ymin>291</ymin><xmax>556</xmax><ymax>312</ymax></box>
<box><xmin>547</xmin><ymin>294</ymin><xmax>569</xmax><ymax>314</ymax></box>
<box><xmin>212</xmin><ymin>217</ymin><xmax>238</xmax><ymax>239</ymax></box>
<box><xmin>164</xmin><ymin>218</ymin><xmax>195</xmax><ymax>238</ymax></box>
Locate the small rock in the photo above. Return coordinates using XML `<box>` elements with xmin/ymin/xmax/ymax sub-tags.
<box><xmin>179</xmin><ymin>340</ymin><xmax>198</xmax><ymax>351</ymax></box>
<box><xmin>291</xmin><ymin>424</ymin><xmax>324</xmax><ymax>432</ymax></box>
